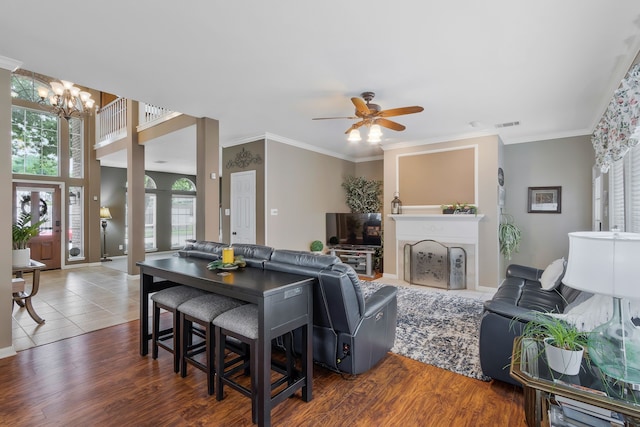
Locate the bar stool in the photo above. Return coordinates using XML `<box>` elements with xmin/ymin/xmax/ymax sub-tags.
<box><xmin>151</xmin><ymin>285</ymin><xmax>208</xmax><ymax>373</ymax></box>
<box><xmin>213</xmin><ymin>304</ymin><xmax>295</xmax><ymax>424</ymax></box>
<box><xmin>178</xmin><ymin>293</ymin><xmax>246</xmax><ymax>395</ymax></box>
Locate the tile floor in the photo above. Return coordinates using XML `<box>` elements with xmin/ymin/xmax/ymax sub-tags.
<box><xmin>11</xmin><ymin>254</ymin><xmax>495</xmax><ymax>352</ymax></box>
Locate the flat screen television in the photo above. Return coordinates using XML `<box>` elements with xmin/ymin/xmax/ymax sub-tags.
<box><xmin>325</xmin><ymin>213</ymin><xmax>382</xmax><ymax>248</ymax></box>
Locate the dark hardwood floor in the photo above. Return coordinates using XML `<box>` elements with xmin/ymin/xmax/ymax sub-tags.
<box><xmin>0</xmin><ymin>320</ymin><xmax>526</xmax><ymax>426</ymax></box>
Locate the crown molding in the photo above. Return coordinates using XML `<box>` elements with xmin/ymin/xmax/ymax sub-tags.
<box><xmin>0</xmin><ymin>55</ymin><xmax>22</xmax><ymax>72</ymax></box>
<box><xmin>224</xmin><ymin>132</ymin><xmax>358</xmax><ymax>162</ymax></box>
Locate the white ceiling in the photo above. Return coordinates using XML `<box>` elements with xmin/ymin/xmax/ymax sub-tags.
<box><xmin>2</xmin><ymin>1</ymin><xmax>640</xmax><ymax>175</ymax></box>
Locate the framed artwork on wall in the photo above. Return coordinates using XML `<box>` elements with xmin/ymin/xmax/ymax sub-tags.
<box><xmin>528</xmin><ymin>186</ymin><xmax>561</xmax><ymax>213</ymax></box>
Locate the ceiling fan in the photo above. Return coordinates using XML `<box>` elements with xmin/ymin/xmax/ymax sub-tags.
<box><xmin>313</xmin><ymin>91</ymin><xmax>424</xmax><ymax>142</ymax></box>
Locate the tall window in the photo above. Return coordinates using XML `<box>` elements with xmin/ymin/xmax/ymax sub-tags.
<box><xmin>11</xmin><ymin>106</ymin><xmax>59</xmax><ymax>176</ymax></box>
<box><xmin>12</xmin><ymin>71</ymin><xmax>87</xmax><ymax>262</ymax></box>
<box><xmin>171</xmin><ymin>178</ymin><xmax>196</xmax><ymax>248</ymax></box>
<box><xmin>608</xmin><ymin>144</ymin><xmax>640</xmax><ymax>232</ymax></box>
<box><xmin>144</xmin><ymin>176</ymin><xmax>158</xmax><ymax>251</ymax></box>
<box><xmin>124</xmin><ymin>176</ymin><xmax>158</xmax><ymax>252</ymax></box>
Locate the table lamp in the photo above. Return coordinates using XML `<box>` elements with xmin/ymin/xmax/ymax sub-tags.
<box><xmin>100</xmin><ymin>206</ymin><xmax>112</xmax><ymax>262</ymax></box>
<box><xmin>563</xmin><ymin>231</ymin><xmax>640</xmax><ymax>385</ymax></box>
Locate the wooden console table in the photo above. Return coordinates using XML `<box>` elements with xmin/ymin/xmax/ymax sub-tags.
<box><xmin>12</xmin><ymin>260</ymin><xmax>46</xmax><ymax>324</ymax></box>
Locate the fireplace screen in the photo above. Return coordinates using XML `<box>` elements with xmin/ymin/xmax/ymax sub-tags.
<box><xmin>404</xmin><ymin>240</ymin><xmax>466</xmax><ymax>289</ymax></box>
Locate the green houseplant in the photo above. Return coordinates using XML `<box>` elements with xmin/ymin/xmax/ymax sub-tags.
<box><xmin>513</xmin><ymin>313</ymin><xmax>588</xmax><ymax>375</ymax></box>
<box><xmin>310</xmin><ymin>240</ymin><xmax>324</xmax><ymax>253</ymax></box>
<box><xmin>499</xmin><ymin>213</ymin><xmax>521</xmax><ymax>260</ymax></box>
<box><xmin>12</xmin><ymin>212</ymin><xmax>47</xmax><ymax>267</ymax></box>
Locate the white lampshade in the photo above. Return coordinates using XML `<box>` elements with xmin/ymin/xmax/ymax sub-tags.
<box><xmin>347</xmin><ymin>129</ymin><xmax>361</xmax><ymax>142</ymax></box>
<box><xmin>50</xmin><ymin>81</ymin><xmax>64</xmax><ymax>96</ymax></box>
<box><xmin>563</xmin><ymin>231</ymin><xmax>640</xmax><ymax>299</ymax></box>
<box><xmin>368</xmin><ymin>124</ymin><xmax>382</xmax><ymax>137</ymax></box>
<box><xmin>37</xmin><ymin>86</ymin><xmax>49</xmax><ymax>99</ymax></box>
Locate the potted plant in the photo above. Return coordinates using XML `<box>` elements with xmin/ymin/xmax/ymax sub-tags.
<box><xmin>499</xmin><ymin>213</ymin><xmax>521</xmax><ymax>260</ymax></box>
<box><xmin>441</xmin><ymin>202</ymin><xmax>477</xmax><ymax>214</ymax></box>
<box><xmin>515</xmin><ymin>313</ymin><xmax>588</xmax><ymax>376</ymax></box>
<box><xmin>12</xmin><ymin>212</ymin><xmax>46</xmax><ymax>267</ymax></box>
<box><xmin>310</xmin><ymin>240</ymin><xmax>324</xmax><ymax>254</ymax></box>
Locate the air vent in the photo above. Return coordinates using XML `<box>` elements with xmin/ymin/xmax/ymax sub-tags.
<box><xmin>495</xmin><ymin>121</ymin><xmax>520</xmax><ymax>128</ymax></box>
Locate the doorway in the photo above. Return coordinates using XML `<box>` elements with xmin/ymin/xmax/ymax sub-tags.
<box><xmin>229</xmin><ymin>170</ymin><xmax>256</xmax><ymax>244</ymax></box>
<box><xmin>13</xmin><ymin>183</ymin><xmax>62</xmax><ymax>269</ymax></box>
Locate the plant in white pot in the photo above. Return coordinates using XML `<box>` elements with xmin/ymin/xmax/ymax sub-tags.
<box><xmin>310</xmin><ymin>240</ymin><xmax>324</xmax><ymax>254</ymax></box>
<box><xmin>12</xmin><ymin>212</ymin><xmax>46</xmax><ymax>267</ymax></box>
<box><xmin>519</xmin><ymin>313</ymin><xmax>589</xmax><ymax>376</ymax></box>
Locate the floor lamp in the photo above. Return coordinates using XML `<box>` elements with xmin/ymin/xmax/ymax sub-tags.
<box><xmin>100</xmin><ymin>206</ymin><xmax>112</xmax><ymax>262</ymax></box>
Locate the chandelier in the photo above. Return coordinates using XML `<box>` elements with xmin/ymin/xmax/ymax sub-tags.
<box><xmin>37</xmin><ymin>80</ymin><xmax>96</xmax><ymax>120</ymax></box>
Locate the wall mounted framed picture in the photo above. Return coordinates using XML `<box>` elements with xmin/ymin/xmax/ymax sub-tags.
<box><xmin>528</xmin><ymin>186</ymin><xmax>561</xmax><ymax>213</ymax></box>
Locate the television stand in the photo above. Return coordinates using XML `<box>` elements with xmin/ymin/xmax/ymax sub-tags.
<box><xmin>329</xmin><ymin>246</ymin><xmax>376</xmax><ymax>278</ymax></box>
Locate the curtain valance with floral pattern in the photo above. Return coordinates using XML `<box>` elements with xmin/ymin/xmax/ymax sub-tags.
<box><xmin>592</xmin><ymin>62</ymin><xmax>640</xmax><ymax>173</ymax></box>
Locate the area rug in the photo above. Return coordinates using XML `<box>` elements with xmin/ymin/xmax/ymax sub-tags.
<box><xmin>360</xmin><ymin>281</ymin><xmax>491</xmax><ymax>381</ymax></box>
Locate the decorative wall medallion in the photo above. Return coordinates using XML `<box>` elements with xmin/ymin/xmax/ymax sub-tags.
<box><xmin>226</xmin><ymin>147</ymin><xmax>263</xmax><ymax>169</ymax></box>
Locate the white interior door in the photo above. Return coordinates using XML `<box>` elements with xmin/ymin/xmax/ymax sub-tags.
<box><xmin>230</xmin><ymin>170</ymin><xmax>256</xmax><ymax>244</ymax></box>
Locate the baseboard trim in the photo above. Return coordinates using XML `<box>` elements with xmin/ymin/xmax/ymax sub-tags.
<box><xmin>0</xmin><ymin>345</ymin><xmax>17</xmax><ymax>359</ymax></box>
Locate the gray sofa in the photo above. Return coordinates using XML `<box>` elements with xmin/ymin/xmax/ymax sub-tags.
<box><xmin>177</xmin><ymin>240</ymin><xmax>398</xmax><ymax>375</ymax></box>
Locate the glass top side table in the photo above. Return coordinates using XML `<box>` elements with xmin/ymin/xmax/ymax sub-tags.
<box><xmin>509</xmin><ymin>336</ymin><xmax>640</xmax><ymax>426</ymax></box>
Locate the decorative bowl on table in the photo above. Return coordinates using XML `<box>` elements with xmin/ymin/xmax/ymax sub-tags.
<box><xmin>207</xmin><ymin>255</ymin><xmax>247</xmax><ymax>271</ymax></box>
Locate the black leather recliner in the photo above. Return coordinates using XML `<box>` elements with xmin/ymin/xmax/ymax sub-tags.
<box><xmin>264</xmin><ymin>250</ymin><xmax>398</xmax><ymax>375</ymax></box>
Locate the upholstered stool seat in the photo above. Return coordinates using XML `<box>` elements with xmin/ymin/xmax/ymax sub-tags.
<box><xmin>178</xmin><ymin>293</ymin><xmax>246</xmax><ymax>395</ymax></box>
<box><xmin>213</xmin><ymin>304</ymin><xmax>295</xmax><ymax>423</ymax></box>
<box><xmin>151</xmin><ymin>285</ymin><xmax>208</xmax><ymax>373</ymax></box>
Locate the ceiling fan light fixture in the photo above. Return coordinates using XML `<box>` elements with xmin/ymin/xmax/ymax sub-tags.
<box><xmin>367</xmin><ymin>124</ymin><xmax>383</xmax><ymax>143</ymax></box>
<box><xmin>347</xmin><ymin>129</ymin><xmax>361</xmax><ymax>142</ymax></box>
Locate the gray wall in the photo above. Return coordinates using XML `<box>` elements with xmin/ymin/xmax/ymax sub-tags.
<box><xmin>100</xmin><ymin>166</ymin><xmax>197</xmax><ymax>255</ymax></box>
<box><xmin>265</xmin><ymin>140</ymin><xmax>356</xmax><ymax>251</ymax></box>
<box><xmin>503</xmin><ymin>135</ymin><xmax>594</xmax><ymax>269</ymax></box>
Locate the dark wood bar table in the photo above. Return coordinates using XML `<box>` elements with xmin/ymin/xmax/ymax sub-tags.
<box><xmin>138</xmin><ymin>256</ymin><xmax>314</xmax><ymax>427</ymax></box>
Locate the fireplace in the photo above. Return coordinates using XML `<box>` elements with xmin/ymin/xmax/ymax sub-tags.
<box><xmin>404</xmin><ymin>240</ymin><xmax>467</xmax><ymax>289</ymax></box>
<box><xmin>390</xmin><ymin>213</ymin><xmax>484</xmax><ymax>288</ymax></box>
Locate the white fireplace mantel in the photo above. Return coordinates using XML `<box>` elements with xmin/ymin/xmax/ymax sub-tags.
<box><xmin>389</xmin><ymin>214</ymin><xmax>484</xmax><ymax>245</ymax></box>
<box><xmin>389</xmin><ymin>214</ymin><xmax>485</xmax><ymax>288</ymax></box>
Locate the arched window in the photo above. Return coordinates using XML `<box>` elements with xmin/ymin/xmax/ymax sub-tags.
<box><xmin>144</xmin><ymin>175</ymin><xmax>157</xmax><ymax>189</ymax></box>
<box><xmin>124</xmin><ymin>175</ymin><xmax>158</xmax><ymax>252</ymax></box>
<box><xmin>172</xmin><ymin>178</ymin><xmax>195</xmax><ymax>191</ymax></box>
<box><xmin>171</xmin><ymin>178</ymin><xmax>196</xmax><ymax>248</ymax></box>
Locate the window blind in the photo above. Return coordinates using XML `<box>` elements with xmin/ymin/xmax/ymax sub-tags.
<box><xmin>610</xmin><ymin>159</ymin><xmax>625</xmax><ymax>231</ymax></box>
<box><xmin>629</xmin><ymin>144</ymin><xmax>640</xmax><ymax>232</ymax></box>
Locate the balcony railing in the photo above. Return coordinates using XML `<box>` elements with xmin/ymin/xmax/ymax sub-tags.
<box><xmin>95</xmin><ymin>98</ymin><xmax>182</xmax><ymax>146</ymax></box>
<box><xmin>137</xmin><ymin>102</ymin><xmax>181</xmax><ymax>131</ymax></box>
<box><xmin>95</xmin><ymin>97</ymin><xmax>127</xmax><ymax>147</ymax></box>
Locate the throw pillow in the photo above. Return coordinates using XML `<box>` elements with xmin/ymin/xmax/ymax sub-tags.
<box><xmin>540</xmin><ymin>258</ymin><xmax>566</xmax><ymax>290</ymax></box>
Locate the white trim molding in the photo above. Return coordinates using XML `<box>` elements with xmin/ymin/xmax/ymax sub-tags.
<box><xmin>0</xmin><ymin>55</ymin><xmax>22</xmax><ymax>71</ymax></box>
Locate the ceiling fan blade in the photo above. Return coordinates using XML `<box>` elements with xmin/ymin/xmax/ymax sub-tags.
<box><xmin>351</xmin><ymin>97</ymin><xmax>371</xmax><ymax>117</ymax></box>
<box><xmin>376</xmin><ymin>118</ymin><xmax>406</xmax><ymax>131</ymax></box>
<box><xmin>312</xmin><ymin>116</ymin><xmax>358</xmax><ymax>120</ymax></box>
<box><xmin>344</xmin><ymin>120</ymin><xmax>368</xmax><ymax>134</ymax></box>
<box><xmin>379</xmin><ymin>106</ymin><xmax>424</xmax><ymax>118</ymax></box>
